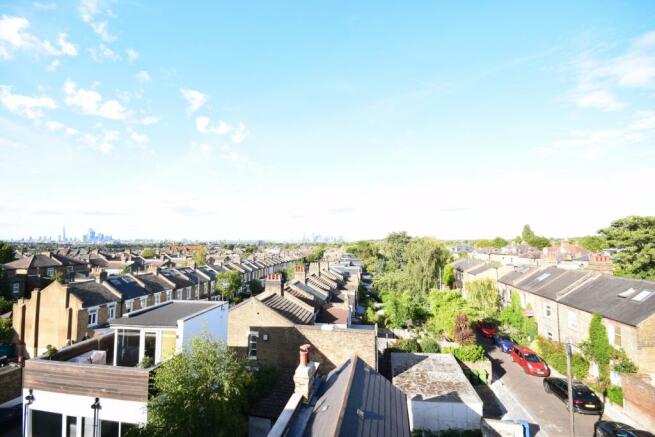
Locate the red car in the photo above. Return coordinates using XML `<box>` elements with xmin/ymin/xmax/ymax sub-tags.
<box><xmin>475</xmin><ymin>321</ymin><xmax>497</xmax><ymax>338</ymax></box>
<box><xmin>511</xmin><ymin>346</ymin><xmax>550</xmax><ymax>377</ymax></box>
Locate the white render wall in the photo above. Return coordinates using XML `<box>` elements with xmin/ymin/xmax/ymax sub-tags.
<box><xmin>24</xmin><ymin>388</ymin><xmax>147</xmax><ymax>426</ymax></box>
<box><xmin>178</xmin><ymin>302</ymin><xmax>229</xmax><ymax>352</ymax></box>
<box><xmin>407</xmin><ymin>398</ymin><xmax>482</xmax><ymax>432</ymax></box>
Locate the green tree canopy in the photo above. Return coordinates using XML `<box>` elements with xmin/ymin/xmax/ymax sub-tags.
<box><xmin>464</xmin><ymin>279</ymin><xmax>499</xmax><ymax>320</ymax></box>
<box><xmin>303</xmin><ymin>245</ymin><xmax>326</xmax><ymax>263</ymax></box>
<box><xmin>404</xmin><ymin>237</ymin><xmax>450</xmax><ymax>294</ymax></box>
<box><xmin>383</xmin><ymin>231</ymin><xmax>411</xmax><ymax>270</ymax></box>
<box><xmin>474</xmin><ymin>237</ymin><xmax>508</xmax><ymax>249</ymax></box>
<box><xmin>576</xmin><ymin>235</ymin><xmax>608</xmax><ymax>253</ymax></box>
<box><xmin>193</xmin><ymin>246</ymin><xmax>207</xmax><ymax>266</ymax></box>
<box><xmin>0</xmin><ymin>242</ymin><xmax>15</xmax><ymax>264</ymax></box>
<box><xmin>140</xmin><ymin>248</ymin><xmax>156</xmax><ymax>258</ymax></box>
<box><xmin>215</xmin><ymin>270</ymin><xmax>243</xmax><ymax>297</ymax></box>
<box><xmin>144</xmin><ymin>334</ymin><xmax>251</xmax><ymax>437</ymax></box>
<box><xmin>442</xmin><ymin>264</ymin><xmax>455</xmax><ymax>289</ymax></box>
<box><xmin>519</xmin><ymin>225</ymin><xmax>550</xmax><ymax>250</ymax></box>
<box><xmin>599</xmin><ymin>215</ymin><xmax>655</xmax><ymax>280</ymax></box>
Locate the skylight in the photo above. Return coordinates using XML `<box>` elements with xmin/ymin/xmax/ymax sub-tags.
<box><xmin>536</xmin><ymin>273</ymin><xmax>551</xmax><ymax>282</ymax></box>
<box><xmin>618</xmin><ymin>288</ymin><xmax>636</xmax><ymax>298</ymax></box>
<box><xmin>632</xmin><ymin>290</ymin><xmax>653</xmax><ymax>302</ymax></box>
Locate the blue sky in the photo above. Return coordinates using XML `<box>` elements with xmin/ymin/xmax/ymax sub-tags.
<box><xmin>1</xmin><ymin>1</ymin><xmax>655</xmax><ymax>241</ymax></box>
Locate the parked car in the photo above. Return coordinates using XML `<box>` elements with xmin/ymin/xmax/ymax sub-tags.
<box><xmin>492</xmin><ymin>333</ymin><xmax>516</xmax><ymax>353</ymax></box>
<box><xmin>543</xmin><ymin>377</ymin><xmax>603</xmax><ymax>415</ymax></box>
<box><xmin>594</xmin><ymin>421</ymin><xmax>655</xmax><ymax>437</ymax></box>
<box><xmin>475</xmin><ymin>321</ymin><xmax>497</xmax><ymax>338</ymax></box>
<box><xmin>510</xmin><ymin>346</ymin><xmax>550</xmax><ymax>376</ymax></box>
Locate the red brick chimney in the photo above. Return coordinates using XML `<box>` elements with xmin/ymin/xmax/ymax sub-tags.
<box><xmin>294</xmin><ymin>344</ymin><xmax>318</xmax><ymax>402</ymax></box>
<box><xmin>294</xmin><ymin>264</ymin><xmax>307</xmax><ymax>284</ymax></box>
<box><xmin>265</xmin><ymin>273</ymin><xmax>283</xmax><ymax>295</ymax></box>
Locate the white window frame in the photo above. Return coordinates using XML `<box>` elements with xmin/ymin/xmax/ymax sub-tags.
<box><xmin>248</xmin><ymin>331</ymin><xmax>258</xmax><ymax>360</ymax></box>
<box><xmin>155</xmin><ymin>293</ymin><xmax>161</xmax><ymax>305</ymax></box>
<box><xmin>166</xmin><ymin>290</ymin><xmax>172</xmax><ymax>301</ymax></box>
<box><xmin>11</xmin><ymin>282</ymin><xmax>19</xmax><ymax>295</ymax></box>
<box><xmin>107</xmin><ymin>303</ymin><xmax>116</xmax><ymax>321</ymax></box>
<box><xmin>88</xmin><ymin>307</ymin><xmax>99</xmax><ymax>327</ymax></box>
<box><xmin>544</xmin><ymin>304</ymin><xmax>552</xmax><ymax>319</ymax></box>
<box><xmin>195</xmin><ymin>287</ymin><xmax>200</xmax><ymax>299</ymax></box>
<box><xmin>186</xmin><ymin>287</ymin><xmax>191</xmax><ymax>300</ymax></box>
<box><xmin>67</xmin><ymin>266</ymin><xmax>74</xmax><ymax>274</ymax></box>
<box><xmin>125</xmin><ymin>300</ymin><xmax>133</xmax><ymax>314</ymax></box>
<box><xmin>47</xmin><ymin>267</ymin><xmax>55</xmax><ymax>277</ymax></box>
<box><xmin>140</xmin><ymin>296</ymin><xmax>147</xmax><ymax>308</ymax></box>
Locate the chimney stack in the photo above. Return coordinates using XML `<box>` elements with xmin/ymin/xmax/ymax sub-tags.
<box><xmin>96</xmin><ymin>271</ymin><xmax>107</xmax><ymax>284</ymax></box>
<box><xmin>294</xmin><ymin>344</ymin><xmax>318</xmax><ymax>402</ymax></box>
<box><xmin>265</xmin><ymin>273</ymin><xmax>283</xmax><ymax>295</ymax></box>
<box><xmin>294</xmin><ymin>264</ymin><xmax>307</xmax><ymax>284</ymax></box>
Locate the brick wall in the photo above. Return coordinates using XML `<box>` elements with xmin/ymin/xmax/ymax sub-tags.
<box><xmin>253</xmin><ymin>324</ymin><xmax>377</xmax><ymax>374</ymax></box>
<box><xmin>227</xmin><ymin>298</ymin><xmax>294</xmax><ymax>350</ymax></box>
<box><xmin>637</xmin><ymin>314</ymin><xmax>655</xmax><ymax>373</ymax></box>
<box><xmin>0</xmin><ymin>366</ymin><xmax>22</xmax><ymax>404</ymax></box>
<box><xmin>623</xmin><ymin>374</ymin><xmax>655</xmax><ymax>431</ymax></box>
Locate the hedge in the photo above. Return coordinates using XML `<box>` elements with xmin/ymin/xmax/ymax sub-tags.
<box><xmin>535</xmin><ymin>337</ymin><xmax>589</xmax><ymax>380</ymax></box>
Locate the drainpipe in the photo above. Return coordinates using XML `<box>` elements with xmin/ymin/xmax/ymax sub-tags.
<box><xmin>22</xmin><ymin>389</ymin><xmax>34</xmax><ymax>437</ymax></box>
<box><xmin>91</xmin><ymin>398</ymin><xmax>101</xmax><ymax>437</ymax></box>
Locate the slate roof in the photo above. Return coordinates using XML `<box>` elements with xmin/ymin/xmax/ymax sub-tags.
<box><xmin>559</xmin><ymin>275</ymin><xmax>655</xmax><ymax>326</ymax></box>
<box><xmin>134</xmin><ymin>273</ymin><xmax>173</xmax><ymax>294</ymax></box>
<box><xmin>498</xmin><ymin>266</ymin><xmax>537</xmax><ymax>286</ymax></box>
<box><xmin>110</xmin><ymin>301</ymin><xmax>221</xmax><ymax>328</ymax></box>
<box><xmin>294</xmin><ymin>356</ymin><xmax>410</xmax><ymax>437</ymax></box>
<box><xmin>177</xmin><ymin>268</ymin><xmax>209</xmax><ymax>284</ymax></box>
<box><xmin>259</xmin><ymin>293</ymin><xmax>314</xmax><ymax>325</ymax></box>
<box><xmin>159</xmin><ymin>269</ymin><xmax>194</xmax><ymax>288</ymax></box>
<box><xmin>4</xmin><ymin>254</ymin><xmax>60</xmax><ymax>270</ymax></box>
<box><xmin>106</xmin><ymin>276</ymin><xmax>149</xmax><ymax>300</ymax></box>
<box><xmin>67</xmin><ymin>280</ymin><xmax>119</xmax><ymax>308</ymax></box>
<box><xmin>513</xmin><ymin>267</ymin><xmax>589</xmax><ymax>301</ymax></box>
<box><xmin>289</xmin><ymin>280</ymin><xmax>328</xmax><ymax>303</ymax></box>
<box><xmin>286</xmin><ymin>287</ymin><xmax>321</xmax><ymax>311</ymax></box>
<box><xmin>452</xmin><ymin>258</ymin><xmax>483</xmax><ymax>272</ymax></box>
<box><xmin>316</xmin><ymin>306</ymin><xmax>348</xmax><ymax>324</ymax></box>
<box><xmin>466</xmin><ymin>262</ymin><xmax>497</xmax><ymax>276</ymax></box>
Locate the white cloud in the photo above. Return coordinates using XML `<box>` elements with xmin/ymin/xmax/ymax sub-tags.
<box><xmin>140</xmin><ymin>115</ymin><xmax>160</xmax><ymax>125</ymax></box>
<box><xmin>78</xmin><ymin>0</ymin><xmax>115</xmax><ymax>43</ymax></box>
<box><xmin>0</xmin><ymin>85</ymin><xmax>57</xmax><ymax>119</ymax></box>
<box><xmin>33</xmin><ymin>2</ymin><xmax>56</xmax><ymax>10</ymax></box>
<box><xmin>81</xmin><ymin>128</ymin><xmax>119</xmax><ymax>154</ymax></box>
<box><xmin>46</xmin><ymin>59</ymin><xmax>61</xmax><ymax>71</ymax></box>
<box><xmin>126</xmin><ymin>48</ymin><xmax>139</xmax><ymax>61</ymax></box>
<box><xmin>191</xmin><ymin>141</ymin><xmax>212</xmax><ymax>157</ymax></box>
<box><xmin>195</xmin><ymin>116</ymin><xmax>232</xmax><ymax>134</ymax></box>
<box><xmin>231</xmin><ymin>122</ymin><xmax>250</xmax><ymax>143</ymax></box>
<box><xmin>219</xmin><ymin>143</ymin><xmax>254</xmax><ymax>168</ymax></box>
<box><xmin>88</xmin><ymin>43</ymin><xmax>119</xmax><ymax>61</ymax></box>
<box><xmin>573</xmin><ymin>89</ymin><xmax>624</xmax><ymax>111</ymax></box>
<box><xmin>45</xmin><ymin>120</ymin><xmax>64</xmax><ymax>131</ymax></box>
<box><xmin>63</xmin><ymin>80</ymin><xmax>127</xmax><ymax>120</ymax></box>
<box><xmin>180</xmin><ymin>88</ymin><xmax>207</xmax><ymax>113</ymax></box>
<box><xmin>136</xmin><ymin>70</ymin><xmax>150</xmax><ymax>82</ymax></box>
<box><xmin>0</xmin><ymin>15</ymin><xmax>78</xmax><ymax>59</ymax></box>
<box><xmin>629</xmin><ymin>111</ymin><xmax>655</xmax><ymax>131</ymax></box>
<box><xmin>129</xmin><ymin>129</ymin><xmax>149</xmax><ymax>144</ymax></box>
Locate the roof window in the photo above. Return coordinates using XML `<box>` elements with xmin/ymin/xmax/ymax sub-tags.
<box><xmin>536</xmin><ymin>273</ymin><xmax>551</xmax><ymax>282</ymax></box>
<box><xmin>632</xmin><ymin>290</ymin><xmax>653</xmax><ymax>302</ymax></box>
<box><xmin>618</xmin><ymin>288</ymin><xmax>636</xmax><ymax>298</ymax></box>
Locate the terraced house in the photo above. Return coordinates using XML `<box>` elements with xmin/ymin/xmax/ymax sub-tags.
<box><xmin>499</xmin><ymin>266</ymin><xmax>655</xmax><ymax>372</ymax></box>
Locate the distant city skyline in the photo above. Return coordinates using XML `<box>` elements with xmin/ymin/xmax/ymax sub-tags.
<box><xmin>1</xmin><ymin>1</ymin><xmax>655</xmax><ymax>241</ymax></box>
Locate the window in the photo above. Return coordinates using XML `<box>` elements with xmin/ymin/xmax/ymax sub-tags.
<box><xmin>248</xmin><ymin>332</ymin><xmax>258</xmax><ymax>360</ymax></box>
<box><xmin>140</xmin><ymin>296</ymin><xmax>147</xmax><ymax>308</ymax></box>
<box><xmin>125</xmin><ymin>300</ymin><xmax>133</xmax><ymax>314</ymax></box>
<box><xmin>614</xmin><ymin>325</ymin><xmax>622</xmax><ymax>347</ymax></box>
<box><xmin>88</xmin><ymin>307</ymin><xmax>98</xmax><ymax>326</ymax></box>
<box><xmin>186</xmin><ymin>287</ymin><xmax>191</xmax><ymax>300</ymax></box>
<box><xmin>47</xmin><ymin>267</ymin><xmax>55</xmax><ymax>277</ymax></box>
<box><xmin>67</xmin><ymin>266</ymin><xmax>74</xmax><ymax>274</ymax></box>
<box><xmin>568</xmin><ymin>310</ymin><xmax>577</xmax><ymax>330</ymax></box>
<box><xmin>166</xmin><ymin>290</ymin><xmax>172</xmax><ymax>301</ymax></box>
<box><xmin>536</xmin><ymin>273</ymin><xmax>551</xmax><ymax>282</ymax></box>
<box><xmin>618</xmin><ymin>288</ymin><xmax>636</xmax><ymax>298</ymax></box>
<box><xmin>155</xmin><ymin>293</ymin><xmax>161</xmax><ymax>305</ymax></box>
<box><xmin>547</xmin><ymin>330</ymin><xmax>553</xmax><ymax>340</ymax></box>
<box><xmin>11</xmin><ymin>282</ymin><xmax>19</xmax><ymax>295</ymax></box>
<box><xmin>195</xmin><ymin>287</ymin><xmax>200</xmax><ymax>299</ymax></box>
<box><xmin>632</xmin><ymin>290</ymin><xmax>653</xmax><ymax>302</ymax></box>
<box><xmin>107</xmin><ymin>304</ymin><xmax>116</xmax><ymax>321</ymax></box>
<box><xmin>544</xmin><ymin>304</ymin><xmax>552</xmax><ymax>319</ymax></box>
<box><xmin>520</xmin><ymin>293</ymin><xmax>527</xmax><ymax>308</ymax></box>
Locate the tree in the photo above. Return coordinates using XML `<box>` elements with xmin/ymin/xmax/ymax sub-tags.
<box><xmin>442</xmin><ymin>264</ymin><xmax>455</xmax><ymax>289</ymax></box>
<box><xmin>522</xmin><ymin>225</ymin><xmax>535</xmax><ymax>241</ymax></box>
<box><xmin>193</xmin><ymin>246</ymin><xmax>207</xmax><ymax>266</ymax></box>
<box><xmin>141</xmin><ymin>248</ymin><xmax>156</xmax><ymax>258</ymax></box>
<box><xmin>303</xmin><ymin>245</ymin><xmax>326</xmax><ymax>263</ymax></box>
<box><xmin>453</xmin><ymin>314</ymin><xmax>475</xmax><ymax>345</ymax></box>
<box><xmin>0</xmin><ymin>241</ymin><xmax>15</xmax><ymax>264</ymax></box>
<box><xmin>474</xmin><ymin>237</ymin><xmax>508</xmax><ymax>249</ymax></box>
<box><xmin>0</xmin><ymin>318</ymin><xmax>15</xmax><ymax>344</ymax></box>
<box><xmin>599</xmin><ymin>216</ymin><xmax>655</xmax><ymax>280</ymax></box>
<box><xmin>144</xmin><ymin>333</ymin><xmax>251</xmax><ymax>437</ymax></box>
<box><xmin>383</xmin><ymin>231</ymin><xmax>411</xmax><ymax>270</ymax></box>
<box><xmin>51</xmin><ymin>271</ymin><xmax>65</xmax><ymax>283</ymax></box>
<box><xmin>248</xmin><ymin>279</ymin><xmax>264</xmax><ymax>295</ymax></box>
<box><xmin>520</xmin><ymin>225</ymin><xmax>550</xmax><ymax>250</ymax></box>
<box><xmin>577</xmin><ymin>235</ymin><xmax>608</xmax><ymax>253</ymax></box>
<box><xmin>464</xmin><ymin>279</ymin><xmax>499</xmax><ymax>319</ymax></box>
<box><xmin>427</xmin><ymin>290</ymin><xmax>473</xmax><ymax>339</ymax></box>
<box><xmin>215</xmin><ymin>270</ymin><xmax>243</xmax><ymax>299</ymax></box>
<box><xmin>404</xmin><ymin>237</ymin><xmax>450</xmax><ymax>294</ymax></box>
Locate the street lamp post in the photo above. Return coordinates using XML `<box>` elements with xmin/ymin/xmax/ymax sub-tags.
<box><xmin>565</xmin><ymin>341</ymin><xmax>575</xmax><ymax>437</ymax></box>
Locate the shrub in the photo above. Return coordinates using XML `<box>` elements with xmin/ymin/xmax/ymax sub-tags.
<box><xmin>0</xmin><ymin>318</ymin><xmax>15</xmax><ymax>344</ymax></box>
<box><xmin>443</xmin><ymin>344</ymin><xmax>486</xmax><ymax>362</ymax></box>
<box><xmin>393</xmin><ymin>338</ymin><xmax>422</xmax><ymax>353</ymax></box>
<box><xmin>0</xmin><ymin>296</ymin><xmax>12</xmax><ymax>314</ymax></box>
<box><xmin>453</xmin><ymin>314</ymin><xmax>475</xmax><ymax>345</ymax></box>
<box><xmin>536</xmin><ymin>337</ymin><xmax>589</xmax><ymax>380</ymax></box>
<box><xmin>418</xmin><ymin>337</ymin><xmax>440</xmax><ymax>353</ymax></box>
<box><xmin>138</xmin><ymin>356</ymin><xmax>154</xmax><ymax>368</ymax></box>
<box><xmin>607</xmin><ymin>385</ymin><xmax>623</xmax><ymax>406</ymax></box>
<box><xmin>612</xmin><ymin>349</ymin><xmax>638</xmax><ymax>374</ymax></box>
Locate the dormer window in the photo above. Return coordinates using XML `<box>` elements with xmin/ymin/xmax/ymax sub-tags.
<box><xmin>88</xmin><ymin>307</ymin><xmax>98</xmax><ymax>326</ymax></box>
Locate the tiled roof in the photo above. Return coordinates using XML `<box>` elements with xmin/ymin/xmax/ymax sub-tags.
<box><xmin>259</xmin><ymin>293</ymin><xmax>314</xmax><ymax>325</ymax></box>
<box><xmin>106</xmin><ymin>276</ymin><xmax>149</xmax><ymax>300</ymax></box>
<box><xmin>4</xmin><ymin>254</ymin><xmax>59</xmax><ymax>270</ymax></box>
<box><xmin>134</xmin><ymin>273</ymin><xmax>172</xmax><ymax>293</ymax></box>
<box><xmin>317</xmin><ymin>306</ymin><xmax>348</xmax><ymax>324</ymax></box>
<box><xmin>286</xmin><ymin>287</ymin><xmax>321</xmax><ymax>311</ymax></box>
<box><xmin>67</xmin><ymin>280</ymin><xmax>119</xmax><ymax>308</ymax></box>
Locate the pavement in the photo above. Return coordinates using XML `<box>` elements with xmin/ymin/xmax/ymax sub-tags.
<box><xmin>479</xmin><ymin>335</ymin><xmax>601</xmax><ymax>437</ymax></box>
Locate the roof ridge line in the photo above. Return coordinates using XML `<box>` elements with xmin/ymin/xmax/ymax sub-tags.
<box><xmin>331</xmin><ymin>354</ymin><xmax>359</xmax><ymax>437</ymax></box>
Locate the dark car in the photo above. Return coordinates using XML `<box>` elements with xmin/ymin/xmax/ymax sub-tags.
<box><xmin>594</xmin><ymin>420</ymin><xmax>655</xmax><ymax>437</ymax></box>
<box><xmin>492</xmin><ymin>334</ymin><xmax>516</xmax><ymax>353</ymax></box>
<box><xmin>543</xmin><ymin>377</ymin><xmax>603</xmax><ymax>414</ymax></box>
<box><xmin>475</xmin><ymin>321</ymin><xmax>497</xmax><ymax>338</ymax></box>
<box><xmin>0</xmin><ymin>402</ymin><xmax>22</xmax><ymax>428</ymax></box>
<box><xmin>511</xmin><ymin>346</ymin><xmax>550</xmax><ymax>377</ymax></box>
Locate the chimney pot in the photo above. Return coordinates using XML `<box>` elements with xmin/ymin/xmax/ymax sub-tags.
<box><xmin>299</xmin><ymin>344</ymin><xmax>311</xmax><ymax>367</ymax></box>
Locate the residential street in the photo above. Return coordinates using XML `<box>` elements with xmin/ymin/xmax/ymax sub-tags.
<box><xmin>482</xmin><ymin>337</ymin><xmax>600</xmax><ymax>437</ymax></box>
